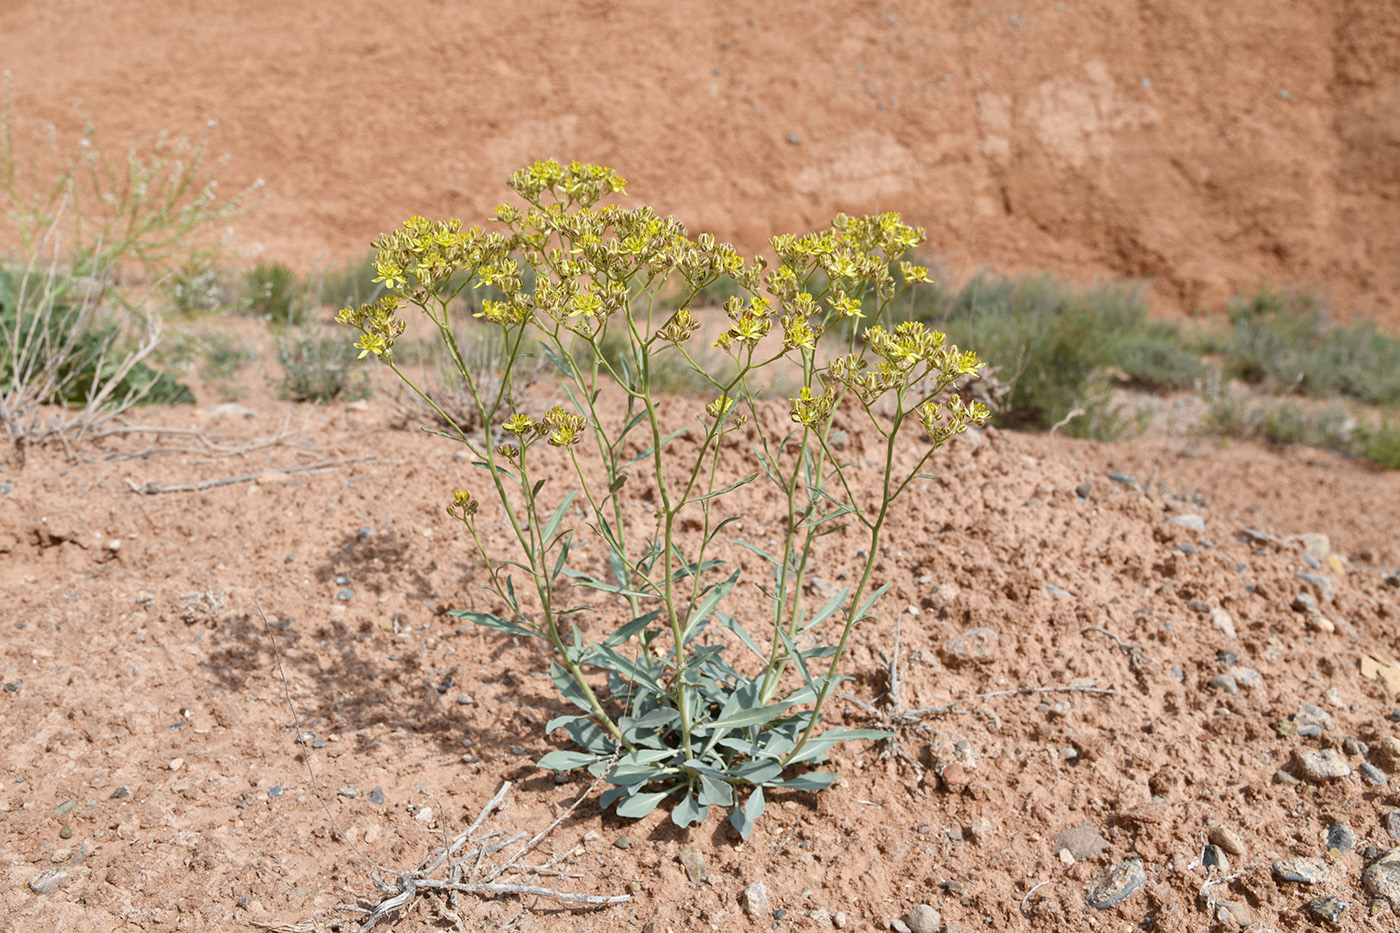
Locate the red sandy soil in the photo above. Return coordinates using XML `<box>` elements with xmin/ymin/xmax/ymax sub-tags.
<box><xmin>1</xmin><ymin>322</ymin><xmax>1400</xmax><ymax>932</ymax></box>
<box><xmin>1</xmin><ymin>0</ymin><xmax>1398</xmax><ymax>324</ymax></box>
<box><xmin>3</xmin><ymin>3</ymin><xmax>1400</xmax><ymax>932</ymax></box>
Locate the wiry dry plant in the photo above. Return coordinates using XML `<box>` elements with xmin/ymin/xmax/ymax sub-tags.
<box><xmin>1</xmin><ymin>218</ymin><xmax>167</xmax><ymax>453</ymax></box>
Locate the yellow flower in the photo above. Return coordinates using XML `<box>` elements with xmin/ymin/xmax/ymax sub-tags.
<box><xmin>503</xmin><ymin>413</ymin><xmax>537</xmax><ymax>436</ymax></box>
<box><xmin>353</xmin><ymin>334</ymin><xmax>387</xmax><ymax>359</ymax></box>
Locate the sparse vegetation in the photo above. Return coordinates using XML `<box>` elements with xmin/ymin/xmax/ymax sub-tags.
<box><xmin>275</xmin><ymin>326</ymin><xmax>369</xmax><ymax>403</ymax></box>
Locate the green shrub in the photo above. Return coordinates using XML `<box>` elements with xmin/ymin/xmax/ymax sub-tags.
<box><xmin>911</xmin><ymin>272</ymin><xmax>1144</xmax><ymax>438</ymax></box>
<box><xmin>244</xmin><ymin>261</ymin><xmax>302</xmax><ymax>325</ymax></box>
<box><xmin>1224</xmin><ymin>287</ymin><xmax>1400</xmax><ymax>405</ymax></box>
<box><xmin>1356</xmin><ymin>415</ymin><xmax>1400</xmax><ymax>470</ymax></box>
<box><xmin>0</xmin><ymin>73</ymin><xmax>255</xmax><ymax>444</ymax></box>
<box><xmin>275</xmin><ymin>327</ymin><xmax>369</xmax><ymax>402</ymax></box>
<box><xmin>339</xmin><ymin>162</ymin><xmax>988</xmax><ymax>837</ymax></box>
<box><xmin>1114</xmin><ymin>321</ymin><xmax>1205</xmax><ymax>390</ymax></box>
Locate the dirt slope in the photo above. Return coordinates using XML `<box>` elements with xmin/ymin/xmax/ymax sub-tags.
<box><xmin>2</xmin><ymin>0</ymin><xmax>1398</xmax><ymax>323</ymax></box>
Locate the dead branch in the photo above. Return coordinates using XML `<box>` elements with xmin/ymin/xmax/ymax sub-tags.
<box><xmin>125</xmin><ymin>455</ymin><xmax>375</xmax><ymax>493</ymax></box>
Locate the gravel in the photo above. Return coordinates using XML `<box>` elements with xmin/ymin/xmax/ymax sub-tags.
<box><xmin>1085</xmin><ymin>860</ymin><xmax>1146</xmax><ymax>909</ymax></box>
<box><xmin>742</xmin><ymin>882</ymin><xmax>770</xmax><ymax>919</ymax></box>
<box><xmin>1272</xmin><ymin>856</ymin><xmax>1329</xmax><ymax>884</ymax></box>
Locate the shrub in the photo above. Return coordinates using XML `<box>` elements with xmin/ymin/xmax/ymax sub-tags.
<box><xmin>0</xmin><ymin>72</ymin><xmax>254</xmax><ymax>445</ymax></box>
<box><xmin>912</xmin><ymin>272</ymin><xmax>1143</xmax><ymax>438</ymax></box>
<box><xmin>1223</xmin><ymin>287</ymin><xmax>1400</xmax><ymax>405</ymax></box>
<box><xmin>1355</xmin><ymin>415</ymin><xmax>1400</xmax><ymax>470</ymax></box>
<box><xmin>244</xmin><ymin>261</ymin><xmax>302</xmax><ymax>325</ymax></box>
<box><xmin>276</xmin><ymin>326</ymin><xmax>369</xmax><ymax>403</ymax></box>
<box><xmin>340</xmin><ymin>161</ymin><xmax>988</xmax><ymax>836</ymax></box>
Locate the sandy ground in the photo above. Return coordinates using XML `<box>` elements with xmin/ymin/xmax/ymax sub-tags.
<box><xmin>2</xmin><ymin>333</ymin><xmax>1400</xmax><ymax>931</ymax></box>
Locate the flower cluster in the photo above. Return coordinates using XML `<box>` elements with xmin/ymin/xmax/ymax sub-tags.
<box><xmin>336</xmin><ymin>295</ymin><xmax>407</xmax><ymax>362</ymax></box>
<box><xmin>705</xmin><ymin>393</ymin><xmax>749</xmax><ymax>431</ymax></box>
<box><xmin>789</xmin><ymin>385</ymin><xmax>836</xmax><ymax>426</ymax></box>
<box><xmin>446</xmin><ymin>489</ymin><xmax>479</xmax><ymax>522</ymax></box>
<box><xmin>715</xmin><ymin>295</ymin><xmax>774</xmax><ymax>350</ymax></box>
<box><xmin>918</xmin><ymin>395</ymin><xmax>991</xmax><ymax>446</ymax></box>
<box><xmin>507</xmin><ymin>160</ymin><xmax>626</xmax><ymax>208</ymax></box>
<box><xmin>498</xmin><ymin>406</ymin><xmax>588</xmax><ymax>452</ymax></box>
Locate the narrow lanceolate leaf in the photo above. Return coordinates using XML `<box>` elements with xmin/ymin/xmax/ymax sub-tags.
<box><xmin>601</xmin><ymin>609</ymin><xmax>665</xmax><ymax>647</ymax></box>
<box><xmin>852</xmin><ymin>582</ymin><xmax>892</xmax><ymax>623</ymax></box>
<box><xmin>541</xmin><ymin>490</ymin><xmax>578</xmax><ymax>546</ymax></box>
<box><xmin>536</xmin><ymin>750</ymin><xmax>597</xmax><ymax>771</ymax></box>
<box><xmin>707</xmin><ymin>701</ymin><xmax>794</xmax><ymax>733</ymax></box>
<box><xmin>768</xmin><ymin>771</ymin><xmax>838</xmax><ymax>791</ymax></box>
<box><xmin>550</xmin><ymin>661</ymin><xmax>594</xmax><ymax>712</ymax></box>
<box><xmin>729</xmin><ymin>786</ymin><xmax>765</xmax><ymax>840</ymax></box>
<box><xmin>682</xmin><ymin>568</ymin><xmax>741</xmax><ymax>641</ymax></box>
<box><xmin>802</xmin><ymin>585</ymin><xmax>850</xmax><ymax>633</ymax></box>
<box><xmin>718</xmin><ymin>612</ymin><xmax>767</xmax><ymax>662</ymax></box>
<box><xmin>447</xmin><ymin>610</ymin><xmax>540</xmax><ymax>639</ymax></box>
<box><xmin>689</xmin><ymin>472</ymin><xmax>758</xmax><ymax>503</ymax></box>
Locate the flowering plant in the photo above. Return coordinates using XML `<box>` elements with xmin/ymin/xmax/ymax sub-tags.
<box><xmin>340</xmin><ymin>161</ymin><xmax>988</xmax><ymax>836</ymax></box>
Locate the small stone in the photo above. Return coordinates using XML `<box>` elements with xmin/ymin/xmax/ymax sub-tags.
<box><xmin>1045</xmin><ymin>584</ymin><xmax>1075</xmax><ymax>598</ymax></box>
<box><xmin>370</xmin><ymin>786</ymin><xmax>383</xmax><ymax>805</ymax></box>
<box><xmin>50</xmin><ymin>847</ymin><xmax>73</xmax><ymax>863</ymax></box>
<box><xmin>268</xmin><ymin>785</ymin><xmax>283</xmax><ymax>797</ymax></box>
<box><xmin>1075</xmin><ymin>482</ymin><xmax>1093</xmax><ymax>499</ymax></box>
<box><xmin>1306</xmin><ymin>896</ymin><xmax>1348</xmax><ymax>926</ymax></box>
<box><xmin>582</xmin><ymin>829</ymin><xmax>601</xmax><ymax>843</ymax></box>
<box><xmin>1292</xmin><ymin>592</ymin><xmax>1320</xmax><ymax>614</ymax></box>
<box><xmin>1295</xmin><ymin>704</ymin><xmax>1336</xmax><ymax>732</ymax></box>
<box><xmin>678</xmin><ymin>846</ymin><xmax>706</xmax><ymax>883</ymax></box>
<box><xmin>365</xmin><ymin>824</ymin><xmax>382</xmax><ymax>843</ymax></box>
<box><xmin>809</xmin><ymin>907</ymin><xmax>832</xmax><ymax>928</ymax></box>
<box><xmin>1377</xmin><ymin>736</ymin><xmax>1400</xmax><ymax>773</ymax></box>
<box><xmin>357</xmin><ymin>525</ymin><xmax>374</xmax><ymax>541</ymax></box>
<box><xmin>903</xmin><ymin>904</ymin><xmax>941</xmax><ymax>933</ymax></box>
<box><xmin>890</xmin><ymin>920</ymin><xmax>911</xmax><ymax>933</ymax></box>
<box><xmin>1297</xmin><ymin>572</ymin><xmax>1336</xmax><ymax>602</ymax></box>
<box><xmin>1343</xmin><ymin>736</ymin><xmax>1364</xmax><ymax>756</ymax></box>
<box><xmin>1385</xmin><ymin>811</ymin><xmax>1400</xmax><ymax>840</ymax></box>
<box><xmin>338</xmin><ymin>787</ymin><xmax>357</xmax><ymax>799</ymax></box>
<box><xmin>1107</xmin><ymin>471</ymin><xmax>1136</xmax><ymax>486</ymax></box>
<box><xmin>1326</xmin><ymin>823</ymin><xmax>1356</xmax><ymax>854</ymax></box>
<box><xmin>1202</xmin><ymin>844</ymin><xmax>1229</xmax><ymax>872</ymax></box>
<box><xmin>336</xmin><ymin>588</ymin><xmax>355</xmax><ymax>602</ymax></box>
<box><xmin>1363</xmin><ymin>849</ymin><xmax>1400</xmax><ymax>909</ymax></box>
<box><xmin>455</xmin><ymin>693</ymin><xmax>475</xmax><ymax>705</ymax></box>
<box><xmin>414</xmin><ymin>806</ymin><xmax>433</xmax><ymax>824</ymax></box>
<box><xmin>169</xmin><ymin>757</ymin><xmax>184</xmax><ymax>772</ymax></box>
<box><xmin>1170</xmin><ymin>513</ymin><xmax>1206</xmax><ymax>531</ymax></box>
<box><xmin>1296</xmin><ymin>532</ymin><xmax>1331</xmax><ymax>561</ymax></box>
<box><xmin>54</xmin><ymin>800</ymin><xmax>75</xmax><ymax>816</ymax></box>
<box><xmin>1273</xmin><ymin>856</ymin><xmax>1329</xmax><ymax>884</ymax></box>
<box><xmin>1229</xmin><ymin>666</ymin><xmax>1262</xmax><ymax>687</ymax></box>
<box><xmin>1296</xmin><ymin>748</ymin><xmax>1351</xmax><ymax>783</ymax></box>
<box><xmin>1053</xmin><ymin>823</ymin><xmax>1109</xmax><ymax>860</ymax></box>
<box><xmin>741</xmin><ymin>882</ymin><xmax>770</xmax><ymax>919</ymax></box>
<box><xmin>1359</xmin><ymin>762</ymin><xmax>1389</xmax><ymax>786</ymax></box>
<box><xmin>28</xmin><ymin>867</ymin><xmax>71</xmax><ymax>894</ymax></box>
<box><xmin>1214</xmin><ymin>898</ymin><xmax>1252</xmax><ymax>926</ymax></box>
<box><xmin>1273</xmin><ymin>768</ymin><xmax>1302</xmax><ymax>786</ymax></box>
<box><xmin>1209</xmin><ymin>674</ymin><xmax>1238</xmax><ymax>695</ymax></box>
<box><xmin>58</xmin><ymin>825</ymin><xmax>72</xmax><ymax>840</ymax></box>
<box><xmin>1208</xmin><ymin>825</ymin><xmax>1245</xmax><ymax>856</ymax></box>
<box><xmin>1211</xmin><ymin>608</ymin><xmax>1237</xmax><ymax>639</ymax></box>
<box><xmin>941</xmin><ymin>627</ymin><xmax>998</xmax><ymax>665</ymax></box>
<box><xmin>787</xmin><ymin>133</ymin><xmax>802</xmax><ymax>145</ymax></box>
<box><xmin>1179</xmin><ymin>543</ymin><xmax>1197</xmax><ymax>555</ymax></box>
<box><xmin>614</xmin><ymin>835</ymin><xmax>632</xmax><ymax>849</ymax></box>
<box><xmin>1085</xmin><ymin>859</ymin><xmax>1146</xmax><ymax>909</ymax></box>
<box><xmin>627</xmin><ymin>881</ymin><xmax>641</xmax><ymax>895</ymax></box>
<box><xmin>925</xmin><ymin>582</ymin><xmax>961</xmax><ymax>612</ymax></box>
<box><xmin>833</xmin><ymin>911</ymin><xmax>848</xmax><ymax>929</ymax></box>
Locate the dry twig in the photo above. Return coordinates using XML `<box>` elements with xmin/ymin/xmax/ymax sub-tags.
<box><xmin>125</xmin><ymin>455</ymin><xmax>375</xmax><ymax>493</ymax></box>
